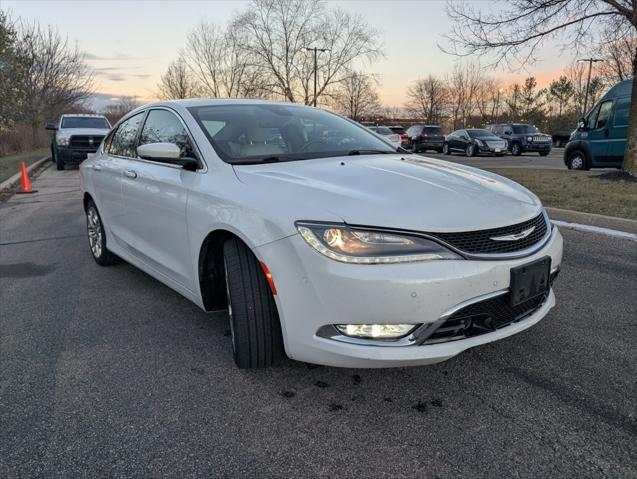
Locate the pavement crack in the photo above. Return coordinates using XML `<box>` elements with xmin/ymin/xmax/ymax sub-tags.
<box><xmin>0</xmin><ymin>234</ymin><xmax>84</xmax><ymax>246</ymax></box>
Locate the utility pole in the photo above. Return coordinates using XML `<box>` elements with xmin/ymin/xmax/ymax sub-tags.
<box><xmin>302</xmin><ymin>46</ymin><xmax>329</xmax><ymax>107</ymax></box>
<box><xmin>578</xmin><ymin>58</ymin><xmax>603</xmax><ymax>115</ymax></box>
<box><xmin>495</xmin><ymin>88</ymin><xmax>504</xmax><ymax>122</ymax></box>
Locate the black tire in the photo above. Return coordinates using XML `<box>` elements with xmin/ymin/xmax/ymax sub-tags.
<box><xmin>223</xmin><ymin>238</ymin><xmax>284</xmax><ymax>369</ymax></box>
<box><xmin>436</xmin><ymin>148</ymin><xmax>443</xmax><ymax>153</ymax></box>
<box><xmin>510</xmin><ymin>143</ymin><xmax>522</xmax><ymax>156</ymax></box>
<box><xmin>554</xmin><ymin>139</ymin><xmax>562</xmax><ymax>148</ymax></box>
<box><xmin>86</xmin><ymin>200</ymin><xmax>119</xmax><ymax>266</ymax></box>
<box><xmin>465</xmin><ymin>144</ymin><xmax>475</xmax><ymax>157</ymax></box>
<box><xmin>51</xmin><ymin>146</ymin><xmax>56</xmax><ymax>163</ymax></box>
<box><xmin>539</xmin><ymin>151</ymin><xmax>550</xmax><ymax>156</ymax></box>
<box><xmin>442</xmin><ymin>143</ymin><xmax>451</xmax><ymax>155</ymax></box>
<box><xmin>566</xmin><ymin>150</ymin><xmax>589</xmax><ymax>170</ymax></box>
<box><xmin>56</xmin><ymin>152</ymin><xmax>65</xmax><ymax>170</ymax></box>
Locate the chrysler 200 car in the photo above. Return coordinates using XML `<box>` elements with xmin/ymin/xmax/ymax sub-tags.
<box><xmin>79</xmin><ymin>100</ymin><xmax>562</xmax><ymax>368</ymax></box>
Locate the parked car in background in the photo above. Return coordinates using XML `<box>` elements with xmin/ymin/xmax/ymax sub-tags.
<box><xmin>388</xmin><ymin>125</ymin><xmax>409</xmax><ymax>147</ymax></box>
<box><xmin>80</xmin><ymin>99</ymin><xmax>562</xmax><ymax>369</ymax></box>
<box><xmin>46</xmin><ymin>114</ymin><xmax>112</xmax><ymax>170</ymax></box>
<box><xmin>488</xmin><ymin>124</ymin><xmax>552</xmax><ymax>156</ymax></box>
<box><xmin>551</xmin><ymin>128</ymin><xmax>574</xmax><ymax>148</ymax></box>
<box><xmin>443</xmin><ymin>129</ymin><xmax>508</xmax><ymax>157</ymax></box>
<box><xmin>405</xmin><ymin>125</ymin><xmax>445</xmax><ymax>153</ymax></box>
<box><xmin>368</xmin><ymin>126</ymin><xmax>402</xmax><ymax>148</ymax></box>
<box><xmin>564</xmin><ymin>78</ymin><xmax>632</xmax><ymax>170</ymax></box>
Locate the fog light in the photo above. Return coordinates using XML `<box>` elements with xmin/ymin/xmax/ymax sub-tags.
<box><xmin>335</xmin><ymin>323</ymin><xmax>417</xmax><ymax>339</ymax></box>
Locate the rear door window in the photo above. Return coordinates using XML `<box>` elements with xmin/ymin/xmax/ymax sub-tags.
<box><xmin>109</xmin><ymin>112</ymin><xmax>145</xmax><ymax>158</ymax></box>
<box><xmin>613</xmin><ymin>97</ymin><xmax>630</xmax><ymax>127</ymax></box>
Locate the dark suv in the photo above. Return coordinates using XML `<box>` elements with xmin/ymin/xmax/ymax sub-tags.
<box><xmin>488</xmin><ymin>124</ymin><xmax>552</xmax><ymax>156</ymax></box>
<box><xmin>405</xmin><ymin>125</ymin><xmax>445</xmax><ymax>153</ymax></box>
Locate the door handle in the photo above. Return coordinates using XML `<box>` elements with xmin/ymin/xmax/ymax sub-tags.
<box><xmin>94</xmin><ymin>165</ymin><xmax>102</xmax><ymax>171</ymax></box>
<box><xmin>124</xmin><ymin>170</ymin><xmax>137</xmax><ymax>179</ymax></box>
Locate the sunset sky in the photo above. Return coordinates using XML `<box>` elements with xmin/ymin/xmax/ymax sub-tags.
<box><xmin>4</xmin><ymin>0</ymin><xmax>575</xmax><ymax>108</ymax></box>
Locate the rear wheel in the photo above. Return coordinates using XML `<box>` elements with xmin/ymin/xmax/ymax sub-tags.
<box><xmin>86</xmin><ymin>200</ymin><xmax>119</xmax><ymax>266</ymax></box>
<box><xmin>223</xmin><ymin>238</ymin><xmax>284</xmax><ymax>369</ymax></box>
<box><xmin>442</xmin><ymin>143</ymin><xmax>450</xmax><ymax>155</ymax></box>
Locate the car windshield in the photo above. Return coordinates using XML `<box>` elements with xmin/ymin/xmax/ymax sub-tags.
<box><xmin>512</xmin><ymin>125</ymin><xmax>540</xmax><ymax>134</ymax></box>
<box><xmin>188</xmin><ymin>104</ymin><xmax>399</xmax><ymax>164</ymax></box>
<box><xmin>371</xmin><ymin>127</ymin><xmax>394</xmax><ymax>135</ymax></box>
<box><xmin>61</xmin><ymin>117</ymin><xmax>110</xmax><ymax>129</ymax></box>
<box><xmin>467</xmin><ymin>129</ymin><xmax>493</xmax><ymax>138</ymax></box>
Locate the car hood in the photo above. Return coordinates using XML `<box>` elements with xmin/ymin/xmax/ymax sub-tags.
<box><xmin>58</xmin><ymin>128</ymin><xmax>110</xmax><ymax>137</ymax></box>
<box><xmin>234</xmin><ymin>155</ymin><xmax>542</xmax><ymax>232</ymax></box>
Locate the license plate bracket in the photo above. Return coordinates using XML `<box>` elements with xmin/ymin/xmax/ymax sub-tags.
<box><xmin>510</xmin><ymin>256</ymin><xmax>551</xmax><ymax>306</ymax></box>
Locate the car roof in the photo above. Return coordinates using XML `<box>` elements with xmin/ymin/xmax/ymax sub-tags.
<box><xmin>138</xmin><ymin>98</ymin><xmax>303</xmax><ymax>109</ymax></box>
<box><xmin>61</xmin><ymin>113</ymin><xmax>108</xmax><ymax>118</ymax></box>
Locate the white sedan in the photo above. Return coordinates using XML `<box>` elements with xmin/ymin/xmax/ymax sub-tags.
<box><xmin>368</xmin><ymin>125</ymin><xmax>402</xmax><ymax>149</ymax></box>
<box><xmin>80</xmin><ymin>100</ymin><xmax>563</xmax><ymax>368</ymax></box>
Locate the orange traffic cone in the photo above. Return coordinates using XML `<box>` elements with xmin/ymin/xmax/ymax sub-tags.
<box><xmin>16</xmin><ymin>161</ymin><xmax>37</xmax><ymax>194</ymax></box>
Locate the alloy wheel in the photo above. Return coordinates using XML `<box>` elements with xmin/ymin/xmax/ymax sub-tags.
<box><xmin>569</xmin><ymin>153</ymin><xmax>585</xmax><ymax>170</ymax></box>
<box><xmin>87</xmin><ymin>207</ymin><xmax>103</xmax><ymax>258</ymax></box>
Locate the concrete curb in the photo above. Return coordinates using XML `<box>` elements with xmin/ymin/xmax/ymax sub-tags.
<box><xmin>0</xmin><ymin>156</ymin><xmax>51</xmax><ymax>191</ymax></box>
<box><xmin>546</xmin><ymin>207</ymin><xmax>637</xmax><ymax>235</ymax></box>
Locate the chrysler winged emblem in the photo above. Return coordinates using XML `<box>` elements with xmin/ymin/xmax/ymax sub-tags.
<box><xmin>490</xmin><ymin>226</ymin><xmax>535</xmax><ymax>242</ymax></box>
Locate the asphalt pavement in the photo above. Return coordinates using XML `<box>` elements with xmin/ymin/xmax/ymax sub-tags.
<box><xmin>418</xmin><ymin>147</ymin><xmax>567</xmax><ymax>169</ymax></box>
<box><xmin>1</xmin><ymin>165</ymin><xmax>636</xmax><ymax>478</ymax></box>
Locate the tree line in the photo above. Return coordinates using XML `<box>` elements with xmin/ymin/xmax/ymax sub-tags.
<box><xmin>0</xmin><ymin>11</ymin><xmax>94</xmax><ymax>155</ymax></box>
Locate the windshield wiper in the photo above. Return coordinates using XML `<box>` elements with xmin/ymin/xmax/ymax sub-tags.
<box><xmin>347</xmin><ymin>149</ymin><xmax>394</xmax><ymax>156</ymax></box>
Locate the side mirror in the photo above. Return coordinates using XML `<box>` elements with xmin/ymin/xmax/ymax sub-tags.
<box><xmin>577</xmin><ymin>117</ymin><xmax>588</xmax><ymax>130</ymax></box>
<box><xmin>504</xmin><ymin>130</ymin><xmax>512</xmax><ymax>136</ymax></box>
<box><xmin>136</xmin><ymin>143</ymin><xmax>198</xmax><ymax>171</ymax></box>
<box><xmin>45</xmin><ymin>123</ymin><xmax>57</xmax><ymax>131</ymax></box>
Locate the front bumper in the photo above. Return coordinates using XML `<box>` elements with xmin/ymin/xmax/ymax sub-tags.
<box><xmin>56</xmin><ymin>146</ymin><xmax>99</xmax><ymax>163</ymax></box>
<box><xmin>522</xmin><ymin>142</ymin><xmax>551</xmax><ymax>152</ymax></box>
<box><xmin>478</xmin><ymin>145</ymin><xmax>506</xmax><ymax>155</ymax></box>
<box><xmin>256</xmin><ymin>226</ymin><xmax>563</xmax><ymax>368</ymax></box>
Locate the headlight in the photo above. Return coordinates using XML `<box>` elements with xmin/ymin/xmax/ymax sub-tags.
<box><xmin>57</xmin><ymin>137</ymin><xmax>69</xmax><ymax>146</ymax></box>
<box><xmin>527</xmin><ymin>136</ymin><xmax>533</xmax><ymax>142</ymax></box>
<box><xmin>296</xmin><ymin>222</ymin><xmax>462</xmax><ymax>263</ymax></box>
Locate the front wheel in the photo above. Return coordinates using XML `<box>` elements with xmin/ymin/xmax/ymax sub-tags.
<box><xmin>510</xmin><ymin>143</ymin><xmax>522</xmax><ymax>156</ymax></box>
<box><xmin>465</xmin><ymin>144</ymin><xmax>475</xmax><ymax>157</ymax></box>
<box><xmin>567</xmin><ymin>150</ymin><xmax>588</xmax><ymax>170</ymax></box>
<box><xmin>56</xmin><ymin>152</ymin><xmax>65</xmax><ymax>171</ymax></box>
<box><xmin>442</xmin><ymin>143</ymin><xmax>450</xmax><ymax>155</ymax></box>
<box><xmin>223</xmin><ymin>238</ymin><xmax>284</xmax><ymax>369</ymax></box>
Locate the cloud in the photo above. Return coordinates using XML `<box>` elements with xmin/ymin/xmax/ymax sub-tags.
<box><xmin>106</xmin><ymin>74</ymin><xmax>126</xmax><ymax>82</ymax></box>
<box><xmin>83</xmin><ymin>51</ymin><xmax>133</xmax><ymax>61</ymax></box>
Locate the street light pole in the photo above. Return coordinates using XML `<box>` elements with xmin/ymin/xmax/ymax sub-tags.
<box><xmin>578</xmin><ymin>58</ymin><xmax>603</xmax><ymax>115</ymax></box>
<box><xmin>302</xmin><ymin>46</ymin><xmax>329</xmax><ymax>107</ymax></box>
<box><xmin>495</xmin><ymin>88</ymin><xmax>503</xmax><ymax>122</ymax></box>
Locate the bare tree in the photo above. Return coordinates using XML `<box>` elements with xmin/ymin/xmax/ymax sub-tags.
<box><xmin>157</xmin><ymin>56</ymin><xmax>202</xmax><ymax>100</ymax></box>
<box><xmin>103</xmin><ymin>96</ymin><xmax>140</xmax><ymax>124</ymax></box>
<box><xmin>448</xmin><ymin>61</ymin><xmax>482</xmax><ymax>128</ymax></box>
<box><xmin>330</xmin><ymin>71</ymin><xmax>380</xmax><ymax>121</ymax></box>
<box><xmin>405</xmin><ymin>75</ymin><xmax>449</xmax><ymax>124</ymax></box>
<box><xmin>474</xmin><ymin>77</ymin><xmax>501</xmax><ymax>124</ymax></box>
<box><xmin>444</xmin><ymin>0</ymin><xmax>637</xmax><ymax>173</ymax></box>
<box><xmin>181</xmin><ymin>20</ymin><xmax>268</xmax><ymax>99</ymax></box>
<box><xmin>14</xmin><ymin>21</ymin><xmax>93</xmax><ymax>140</ymax></box>
<box><xmin>233</xmin><ymin>0</ymin><xmax>382</xmax><ymax>105</ymax></box>
<box><xmin>596</xmin><ymin>24</ymin><xmax>637</xmax><ymax>82</ymax></box>
<box><xmin>566</xmin><ymin>61</ymin><xmax>605</xmax><ymax>115</ymax></box>
<box><xmin>548</xmin><ymin>76</ymin><xmax>575</xmax><ymax>118</ymax></box>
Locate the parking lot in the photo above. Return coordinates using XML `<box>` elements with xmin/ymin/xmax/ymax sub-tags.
<box><xmin>418</xmin><ymin>147</ymin><xmax>567</xmax><ymax>170</ymax></box>
<box><xmin>1</xmin><ymin>164</ymin><xmax>636</xmax><ymax>478</ymax></box>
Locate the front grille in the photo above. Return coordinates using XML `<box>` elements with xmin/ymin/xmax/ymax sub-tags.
<box><xmin>486</xmin><ymin>140</ymin><xmax>506</xmax><ymax>148</ymax></box>
<box><xmin>425</xmin><ymin>291</ymin><xmax>550</xmax><ymax>344</ymax></box>
<box><xmin>428</xmin><ymin>212</ymin><xmax>548</xmax><ymax>256</ymax></box>
<box><xmin>69</xmin><ymin>135</ymin><xmax>104</xmax><ymax>150</ymax></box>
<box><xmin>532</xmin><ymin>135</ymin><xmax>550</xmax><ymax>143</ymax></box>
